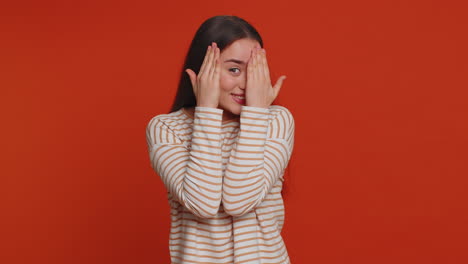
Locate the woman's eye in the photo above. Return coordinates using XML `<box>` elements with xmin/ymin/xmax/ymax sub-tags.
<box><xmin>229</xmin><ymin>68</ymin><xmax>240</xmax><ymax>74</ymax></box>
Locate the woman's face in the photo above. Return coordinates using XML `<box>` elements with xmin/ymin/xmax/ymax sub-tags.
<box><xmin>218</xmin><ymin>38</ymin><xmax>261</xmax><ymax>119</ymax></box>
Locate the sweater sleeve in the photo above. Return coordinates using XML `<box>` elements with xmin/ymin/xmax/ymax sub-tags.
<box><xmin>222</xmin><ymin>105</ymin><xmax>295</xmax><ymax>216</ymax></box>
<box><xmin>146</xmin><ymin>107</ymin><xmax>224</xmax><ymax>218</ymax></box>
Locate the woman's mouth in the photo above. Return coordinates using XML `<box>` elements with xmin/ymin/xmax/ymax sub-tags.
<box><xmin>231</xmin><ymin>94</ymin><xmax>246</xmax><ymax>105</ymax></box>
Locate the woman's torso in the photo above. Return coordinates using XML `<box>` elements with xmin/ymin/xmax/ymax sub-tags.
<box><xmin>156</xmin><ymin>107</ymin><xmax>290</xmax><ymax>264</ymax></box>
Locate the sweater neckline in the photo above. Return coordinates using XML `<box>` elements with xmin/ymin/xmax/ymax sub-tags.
<box><xmin>181</xmin><ymin>107</ymin><xmax>240</xmax><ymax>125</ymax></box>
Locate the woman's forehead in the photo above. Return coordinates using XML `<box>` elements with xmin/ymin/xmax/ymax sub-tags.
<box><xmin>221</xmin><ymin>39</ymin><xmax>260</xmax><ymax>61</ymax></box>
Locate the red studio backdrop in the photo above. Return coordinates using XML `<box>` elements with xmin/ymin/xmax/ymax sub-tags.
<box><xmin>1</xmin><ymin>0</ymin><xmax>468</xmax><ymax>263</ymax></box>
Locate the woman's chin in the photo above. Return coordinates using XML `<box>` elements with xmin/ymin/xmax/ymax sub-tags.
<box><xmin>230</xmin><ymin>105</ymin><xmax>242</xmax><ymax>115</ymax></box>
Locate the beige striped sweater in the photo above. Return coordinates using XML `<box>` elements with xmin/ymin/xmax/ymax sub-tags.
<box><xmin>145</xmin><ymin>105</ymin><xmax>295</xmax><ymax>264</ymax></box>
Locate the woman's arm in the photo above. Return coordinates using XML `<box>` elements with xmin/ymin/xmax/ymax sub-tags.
<box><xmin>222</xmin><ymin>105</ymin><xmax>295</xmax><ymax>216</ymax></box>
<box><xmin>146</xmin><ymin>107</ymin><xmax>224</xmax><ymax>218</ymax></box>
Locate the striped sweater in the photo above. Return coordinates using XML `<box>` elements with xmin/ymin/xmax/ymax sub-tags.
<box><xmin>145</xmin><ymin>105</ymin><xmax>295</xmax><ymax>264</ymax></box>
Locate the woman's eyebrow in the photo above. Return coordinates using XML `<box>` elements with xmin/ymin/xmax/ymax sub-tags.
<box><xmin>223</xmin><ymin>59</ymin><xmax>246</xmax><ymax>65</ymax></box>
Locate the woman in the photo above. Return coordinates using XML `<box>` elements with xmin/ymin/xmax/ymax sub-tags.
<box><xmin>146</xmin><ymin>15</ymin><xmax>295</xmax><ymax>263</ymax></box>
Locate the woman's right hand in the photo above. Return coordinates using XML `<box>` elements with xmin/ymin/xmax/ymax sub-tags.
<box><xmin>185</xmin><ymin>42</ymin><xmax>221</xmax><ymax>108</ymax></box>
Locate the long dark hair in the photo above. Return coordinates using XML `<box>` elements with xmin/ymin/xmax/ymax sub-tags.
<box><xmin>169</xmin><ymin>15</ymin><xmax>263</xmax><ymax>113</ymax></box>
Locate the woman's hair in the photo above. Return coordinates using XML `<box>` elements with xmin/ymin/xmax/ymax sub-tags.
<box><xmin>169</xmin><ymin>15</ymin><xmax>263</xmax><ymax>113</ymax></box>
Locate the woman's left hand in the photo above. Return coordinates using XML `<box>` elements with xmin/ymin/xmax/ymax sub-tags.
<box><xmin>245</xmin><ymin>47</ymin><xmax>286</xmax><ymax>108</ymax></box>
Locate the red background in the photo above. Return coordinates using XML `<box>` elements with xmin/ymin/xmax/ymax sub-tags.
<box><xmin>1</xmin><ymin>0</ymin><xmax>468</xmax><ymax>263</ymax></box>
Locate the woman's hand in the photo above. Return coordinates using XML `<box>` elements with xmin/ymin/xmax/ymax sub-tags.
<box><xmin>245</xmin><ymin>47</ymin><xmax>286</xmax><ymax>108</ymax></box>
<box><xmin>185</xmin><ymin>42</ymin><xmax>221</xmax><ymax>108</ymax></box>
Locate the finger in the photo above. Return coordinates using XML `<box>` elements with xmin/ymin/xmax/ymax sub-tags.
<box><xmin>247</xmin><ymin>49</ymin><xmax>254</xmax><ymax>81</ymax></box>
<box><xmin>201</xmin><ymin>43</ymin><xmax>215</xmax><ymax>77</ymax></box>
<box><xmin>253</xmin><ymin>47</ymin><xmax>259</xmax><ymax>69</ymax></box>
<box><xmin>199</xmin><ymin>44</ymin><xmax>212</xmax><ymax>77</ymax></box>
<box><xmin>247</xmin><ymin>64</ymin><xmax>253</xmax><ymax>87</ymax></box>
<box><xmin>215</xmin><ymin>47</ymin><xmax>221</xmax><ymax>80</ymax></box>
<box><xmin>255</xmin><ymin>47</ymin><xmax>264</xmax><ymax>80</ymax></box>
<box><xmin>213</xmin><ymin>49</ymin><xmax>221</xmax><ymax>84</ymax></box>
<box><xmin>185</xmin><ymin>68</ymin><xmax>197</xmax><ymax>87</ymax></box>
<box><xmin>209</xmin><ymin>44</ymin><xmax>219</xmax><ymax>78</ymax></box>
<box><xmin>203</xmin><ymin>42</ymin><xmax>216</xmax><ymax>78</ymax></box>
<box><xmin>273</xmin><ymin>75</ymin><xmax>287</xmax><ymax>96</ymax></box>
<box><xmin>185</xmin><ymin>68</ymin><xmax>197</xmax><ymax>93</ymax></box>
<box><xmin>261</xmin><ymin>49</ymin><xmax>271</xmax><ymax>83</ymax></box>
<box><xmin>251</xmin><ymin>48</ymin><xmax>257</xmax><ymax>79</ymax></box>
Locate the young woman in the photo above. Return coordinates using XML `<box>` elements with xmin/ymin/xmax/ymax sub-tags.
<box><xmin>146</xmin><ymin>15</ymin><xmax>295</xmax><ymax>264</ymax></box>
